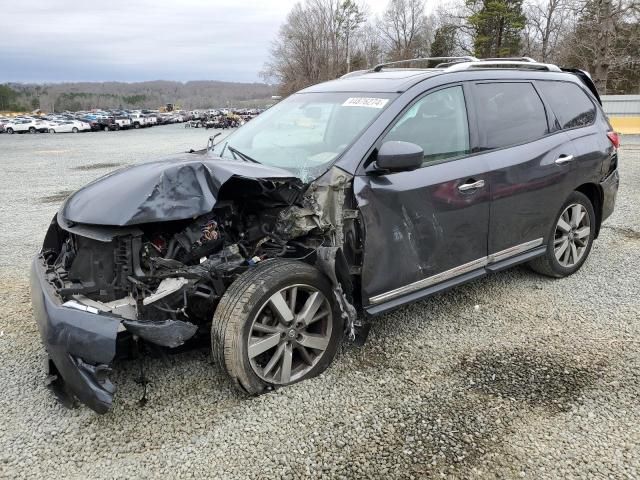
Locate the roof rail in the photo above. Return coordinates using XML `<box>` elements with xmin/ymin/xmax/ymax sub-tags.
<box><xmin>372</xmin><ymin>56</ymin><xmax>478</xmax><ymax>72</ymax></box>
<box><xmin>446</xmin><ymin>60</ymin><xmax>562</xmax><ymax>72</ymax></box>
<box><xmin>481</xmin><ymin>57</ymin><xmax>537</xmax><ymax>63</ymax></box>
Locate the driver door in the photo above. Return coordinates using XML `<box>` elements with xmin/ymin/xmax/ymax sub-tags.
<box><xmin>354</xmin><ymin>84</ymin><xmax>491</xmax><ymax>311</ymax></box>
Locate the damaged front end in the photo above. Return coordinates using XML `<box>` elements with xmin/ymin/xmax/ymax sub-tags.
<box><xmin>30</xmin><ymin>158</ymin><xmax>360</xmax><ymax>413</ymax></box>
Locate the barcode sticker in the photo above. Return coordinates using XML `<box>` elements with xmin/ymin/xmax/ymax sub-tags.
<box><xmin>342</xmin><ymin>97</ymin><xmax>389</xmax><ymax>109</ymax></box>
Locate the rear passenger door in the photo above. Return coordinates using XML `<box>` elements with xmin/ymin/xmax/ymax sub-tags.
<box><xmin>470</xmin><ymin>81</ymin><xmax>577</xmax><ymax>259</ymax></box>
<box><xmin>535</xmin><ymin>80</ymin><xmax>608</xmax><ymax>186</ymax></box>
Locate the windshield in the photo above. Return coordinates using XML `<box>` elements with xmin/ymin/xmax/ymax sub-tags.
<box><xmin>211</xmin><ymin>92</ymin><xmax>396</xmax><ymax>181</ymax></box>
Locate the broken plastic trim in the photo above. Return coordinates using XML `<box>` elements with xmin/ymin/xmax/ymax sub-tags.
<box><xmin>122</xmin><ymin>319</ymin><xmax>198</xmax><ymax>348</ymax></box>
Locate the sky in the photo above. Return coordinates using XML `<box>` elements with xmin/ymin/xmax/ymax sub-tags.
<box><xmin>0</xmin><ymin>0</ymin><xmax>393</xmax><ymax>84</ymax></box>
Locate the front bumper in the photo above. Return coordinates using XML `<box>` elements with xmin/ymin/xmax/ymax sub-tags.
<box><xmin>30</xmin><ymin>256</ymin><xmax>120</xmax><ymax>413</ymax></box>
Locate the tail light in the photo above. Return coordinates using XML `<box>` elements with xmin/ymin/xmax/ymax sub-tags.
<box><xmin>607</xmin><ymin>131</ymin><xmax>620</xmax><ymax>149</ymax></box>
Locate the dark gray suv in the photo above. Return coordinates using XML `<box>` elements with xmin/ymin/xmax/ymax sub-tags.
<box><xmin>31</xmin><ymin>57</ymin><xmax>620</xmax><ymax>413</ymax></box>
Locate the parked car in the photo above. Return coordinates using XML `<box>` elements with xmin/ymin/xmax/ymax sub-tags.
<box><xmin>30</xmin><ymin>57</ymin><xmax>619</xmax><ymax>413</ymax></box>
<box><xmin>78</xmin><ymin>117</ymin><xmax>102</xmax><ymax>131</ymax></box>
<box><xmin>130</xmin><ymin>112</ymin><xmax>153</xmax><ymax>128</ymax></box>
<box><xmin>113</xmin><ymin>116</ymin><xmax>132</xmax><ymax>130</ymax></box>
<box><xmin>0</xmin><ymin>117</ymin><xmax>11</xmax><ymax>133</ymax></box>
<box><xmin>47</xmin><ymin>120</ymin><xmax>89</xmax><ymax>133</ymax></box>
<box><xmin>4</xmin><ymin>118</ymin><xmax>48</xmax><ymax>134</ymax></box>
<box><xmin>144</xmin><ymin>114</ymin><xmax>158</xmax><ymax>126</ymax></box>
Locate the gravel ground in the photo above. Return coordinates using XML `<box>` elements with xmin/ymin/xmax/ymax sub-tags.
<box><xmin>0</xmin><ymin>127</ymin><xmax>638</xmax><ymax>479</ymax></box>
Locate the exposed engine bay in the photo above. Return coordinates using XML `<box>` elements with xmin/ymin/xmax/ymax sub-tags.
<box><xmin>38</xmin><ymin>164</ymin><xmax>361</xmax><ymax>350</ymax></box>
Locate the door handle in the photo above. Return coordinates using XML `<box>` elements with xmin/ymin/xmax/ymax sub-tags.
<box><xmin>555</xmin><ymin>154</ymin><xmax>574</xmax><ymax>165</ymax></box>
<box><xmin>458</xmin><ymin>179</ymin><xmax>485</xmax><ymax>192</ymax></box>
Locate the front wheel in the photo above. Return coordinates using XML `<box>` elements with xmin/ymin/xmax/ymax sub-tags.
<box><xmin>212</xmin><ymin>259</ymin><xmax>342</xmax><ymax>394</ymax></box>
<box><xmin>7</xmin><ymin>128</ymin><xmax>14</xmax><ymax>134</ymax></box>
<box><xmin>29</xmin><ymin>127</ymin><xmax>36</xmax><ymax>134</ymax></box>
<box><xmin>528</xmin><ymin>191</ymin><xmax>595</xmax><ymax>278</ymax></box>
<box><xmin>48</xmin><ymin>129</ymin><xmax>56</xmax><ymax>134</ymax></box>
<box><xmin>72</xmin><ymin>127</ymin><xmax>78</xmax><ymax>133</ymax></box>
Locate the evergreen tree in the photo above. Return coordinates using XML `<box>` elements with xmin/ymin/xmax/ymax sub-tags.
<box><xmin>430</xmin><ymin>24</ymin><xmax>458</xmax><ymax>57</ymax></box>
<box><xmin>467</xmin><ymin>0</ymin><xmax>526</xmax><ymax>58</ymax></box>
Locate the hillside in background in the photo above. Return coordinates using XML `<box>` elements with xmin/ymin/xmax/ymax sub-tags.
<box><xmin>0</xmin><ymin>81</ymin><xmax>276</xmax><ymax>112</ymax></box>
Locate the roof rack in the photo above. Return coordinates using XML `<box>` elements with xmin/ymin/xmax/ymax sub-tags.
<box><xmin>446</xmin><ymin>59</ymin><xmax>562</xmax><ymax>72</ymax></box>
<box><xmin>481</xmin><ymin>57</ymin><xmax>537</xmax><ymax>62</ymax></box>
<box><xmin>372</xmin><ymin>56</ymin><xmax>478</xmax><ymax>72</ymax></box>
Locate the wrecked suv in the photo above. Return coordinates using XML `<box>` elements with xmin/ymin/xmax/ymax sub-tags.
<box><xmin>31</xmin><ymin>57</ymin><xmax>619</xmax><ymax>413</ymax></box>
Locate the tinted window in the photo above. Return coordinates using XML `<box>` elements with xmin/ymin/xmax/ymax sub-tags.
<box><xmin>475</xmin><ymin>82</ymin><xmax>548</xmax><ymax>149</ymax></box>
<box><xmin>537</xmin><ymin>81</ymin><xmax>596</xmax><ymax>129</ymax></box>
<box><xmin>383</xmin><ymin>86</ymin><xmax>470</xmax><ymax>165</ymax></box>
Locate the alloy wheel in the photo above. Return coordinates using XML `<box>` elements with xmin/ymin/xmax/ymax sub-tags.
<box><xmin>554</xmin><ymin>203</ymin><xmax>591</xmax><ymax>267</ymax></box>
<box><xmin>248</xmin><ymin>284</ymin><xmax>333</xmax><ymax>384</ymax></box>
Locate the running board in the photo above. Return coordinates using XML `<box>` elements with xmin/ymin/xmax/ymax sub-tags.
<box><xmin>364</xmin><ymin>245</ymin><xmax>546</xmax><ymax>317</ymax></box>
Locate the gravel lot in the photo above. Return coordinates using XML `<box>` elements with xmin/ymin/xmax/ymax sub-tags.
<box><xmin>0</xmin><ymin>126</ymin><xmax>638</xmax><ymax>479</ymax></box>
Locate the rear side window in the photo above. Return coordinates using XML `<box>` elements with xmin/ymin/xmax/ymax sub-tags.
<box><xmin>536</xmin><ymin>81</ymin><xmax>596</xmax><ymax>129</ymax></box>
<box><xmin>474</xmin><ymin>82</ymin><xmax>548</xmax><ymax>149</ymax></box>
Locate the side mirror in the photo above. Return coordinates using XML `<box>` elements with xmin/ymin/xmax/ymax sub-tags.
<box><xmin>375</xmin><ymin>141</ymin><xmax>424</xmax><ymax>172</ymax></box>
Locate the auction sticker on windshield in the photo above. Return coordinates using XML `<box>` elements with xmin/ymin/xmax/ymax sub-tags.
<box><xmin>342</xmin><ymin>97</ymin><xmax>389</xmax><ymax>108</ymax></box>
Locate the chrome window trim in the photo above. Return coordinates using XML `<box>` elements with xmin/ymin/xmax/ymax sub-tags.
<box><xmin>369</xmin><ymin>238</ymin><xmax>543</xmax><ymax>305</ymax></box>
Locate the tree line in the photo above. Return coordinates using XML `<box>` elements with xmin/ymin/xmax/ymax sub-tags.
<box><xmin>262</xmin><ymin>0</ymin><xmax>640</xmax><ymax>95</ymax></box>
<box><xmin>0</xmin><ymin>81</ymin><xmax>276</xmax><ymax>113</ymax></box>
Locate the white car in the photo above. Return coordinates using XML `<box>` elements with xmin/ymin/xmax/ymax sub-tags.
<box><xmin>113</xmin><ymin>117</ymin><xmax>131</xmax><ymax>130</ymax></box>
<box><xmin>4</xmin><ymin>118</ymin><xmax>48</xmax><ymax>134</ymax></box>
<box><xmin>47</xmin><ymin>120</ymin><xmax>91</xmax><ymax>133</ymax></box>
<box><xmin>130</xmin><ymin>113</ymin><xmax>154</xmax><ymax>128</ymax></box>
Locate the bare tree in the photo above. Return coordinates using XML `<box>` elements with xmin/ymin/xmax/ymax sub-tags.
<box><xmin>523</xmin><ymin>0</ymin><xmax>574</xmax><ymax>61</ymax></box>
<box><xmin>556</xmin><ymin>0</ymin><xmax>639</xmax><ymax>91</ymax></box>
<box><xmin>262</xmin><ymin>0</ymin><xmax>370</xmax><ymax>94</ymax></box>
<box><xmin>353</xmin><ymin>22</ymin><xmax>386</xmax><ymax>67</ymax></box>
<box><xmin>378</xmin><ymin>0</ymin><xmax>431</xmax><ymax>60</ymax></box>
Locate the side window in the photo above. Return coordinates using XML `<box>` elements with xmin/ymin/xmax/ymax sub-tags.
<box><xmin>474</xmin><ymin>82</ymin><xmax>548</xmax><ymax>149</ymax></box>
<box><xmin>383</xmin><ymin>86</ymin><xmax>470</xmax><ymax>165</ymax></box>
<box><xmin>536</xmin><ymin>81</ymin><xmax>596</xmax><ymax>129</ymax></box>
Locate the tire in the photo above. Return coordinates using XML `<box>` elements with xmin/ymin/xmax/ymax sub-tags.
<box><xmin>528</xmin><ymin>191</ymin><xmax>596</xmax><ymax>278</ymax></box>
<box><xmin>29</xmin><ymin>127</ymin><xmax>36</xmax><ymax>134</ymax></box>
<box><xmin>7</xmin><ymin>128</ymin><xmax>14</xmax><ymax>134</ymax></box>
<box><xmin>72</xmin><ymin>127</ymin><xmax>78</xmax><ymax>133</ymax></box>
<box><xmin>48</xmin><ymin>129</ymin><xmax>55</xmax><ymax>134</ymax></box>
<box><xmin>212</xmin><ymin>259</ymin><xmax>343</xmax><ymax>395</ymax></box>
<box><xmin>134</xmin><ymin>123</ymin><xmax>140</xmax><ymax>129</ymax></box>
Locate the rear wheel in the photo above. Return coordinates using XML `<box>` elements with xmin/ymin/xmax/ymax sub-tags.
<box><xmin>528</xmin><ymin>191</ymin><xmax>595</xmax><ymax>278</ymax></box>
<box><xmin>48</xmin><ymin>129</ymin><xmax>55</xmax><ymax>134</ymax></box>
<box><xmin>28</xmin><ymin>127</ymin><xmax>36</xmax><ymax>134</ymax></box>
<box><xmin>212</xmin><ymin>259</ymin><xmax>342</xmax><ymax>394</ymax></box>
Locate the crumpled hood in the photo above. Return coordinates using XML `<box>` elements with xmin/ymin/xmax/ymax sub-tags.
<box><xmin>62</xmin><ymin>153</ymin><xmax>299</xmax><ymax>226</ymax></box>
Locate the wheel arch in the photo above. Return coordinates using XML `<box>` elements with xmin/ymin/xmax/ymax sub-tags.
<box><xmin>575</xmin><ymin>183</ymin><xmax>604</xmax><ymax>238</ymax></box>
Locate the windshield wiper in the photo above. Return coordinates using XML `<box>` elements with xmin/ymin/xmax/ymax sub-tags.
<box><xmin>227</xmin><ymin>145</ymin><xmax>260</xmax><ymax>164</ymax></box>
